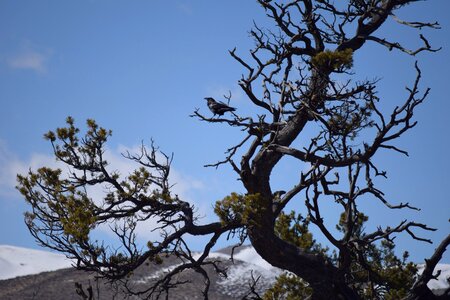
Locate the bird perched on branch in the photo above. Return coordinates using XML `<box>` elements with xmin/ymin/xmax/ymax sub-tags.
<box><xmin>205</xmin><ymin>97</ymin><xmax>236</xmax><ymax>116</ymax></box>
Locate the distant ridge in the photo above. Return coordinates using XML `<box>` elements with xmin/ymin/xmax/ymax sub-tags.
<box><xmin>0</xmin><ymin>244</ymin><xmax>448</xmax><ymax>299</ymax></box>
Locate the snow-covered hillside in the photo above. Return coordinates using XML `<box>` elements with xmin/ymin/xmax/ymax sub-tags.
<box><xmin>0</xmin><ymin>245</ymin><xmax>72</xmax><ymax>280</ymax></box>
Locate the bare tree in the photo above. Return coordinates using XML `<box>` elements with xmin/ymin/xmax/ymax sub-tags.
<box><xmin>17</xmin><ymin>1</ymin><xmax>448</xmax><ymax>299</ymax></box>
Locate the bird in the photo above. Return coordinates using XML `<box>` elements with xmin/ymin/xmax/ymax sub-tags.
<box><xmin>204</xmin><ymin>97</ymin><xmax>236</xmax><ymax>116</ymax></box>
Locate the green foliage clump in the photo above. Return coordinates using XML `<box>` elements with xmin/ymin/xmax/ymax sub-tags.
<box><xmin>336</xmin><ymin>211</ymin><xmax>368</xmax><ymax>235</ymax></box>
<box><xmin>214</xmin><ymin>192</ymin><xmax>263</xmax><ymax>225</ymax></box>
<box><xmin>17</xmin><ymin>117</ymin><xmax>112</xmax><ymax>244</ymax></box>
<box><xmin>59</xmin><ymin>194</ymin><xmax>96</xmax><ymax>243</ymax></box>
<box><xmin>264</xmin><ymin>273</ymin><xmax>311</xmax><ymax>300</ymax></box>
<box><xmin>146</xmin><ymin>241</ymin><xmax>163</xmax><ymax>265</ymax></box>
<box><xmin>17</xmin><ymin>166</ymin><xmax>97</xmax><ymax>244</ymax></box>
<box><xmin>356</xmin><ymin>241</ymin><xmax>418</xmax><ymax>299</ymax></box>
<box><xmin>109</xmin><ymin>253</ymin><xmax>129</xmax><ymax>265</ymax></box>
<box><xmin>312</xmin><ymin>48</ymin><xmax>353</xmax><ymax>71</ymax></box>
<box><xmin>44</xmin><ymin>117</ymin><xmax>112</xmax><ymax>165</ymax></box>
<box><xmin>275</xmin><ymin>211</ymin><xmax>326</xmax><ymax>254</ymax></box>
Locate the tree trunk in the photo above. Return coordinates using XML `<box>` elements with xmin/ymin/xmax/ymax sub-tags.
<box><xmin>247</xmin><ymin>221</ymin><xmax>360</xmax><ymax>299</ymax></box>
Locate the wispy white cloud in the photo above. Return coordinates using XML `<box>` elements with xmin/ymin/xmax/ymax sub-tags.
<box><xmin>6</xmin><ymin>44</ymin><xmax>52</xmax><ymax>74</ymax></box>
<box><xmin>7</xmin><ymin>51</ymin><xmax>47</xmax><ymax>73</ymax></box>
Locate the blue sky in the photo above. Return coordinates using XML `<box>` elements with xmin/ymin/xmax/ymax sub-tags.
<box><xmin>0</xmin><ymin>0</ymin><xmax>449</xmax><ymax>264</ymax></box>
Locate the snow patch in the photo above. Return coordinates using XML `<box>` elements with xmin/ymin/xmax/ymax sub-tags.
<box><xmin>0</xmin><ymin>245</ymin><xmax>73</xmax><ymax>280</ymax></box>
<box><xmin>216</xmin><ymin>260</ymin><xmax>281</xmax><ymax>297</ymax></box>
<box><xmin>214</xmin><ymin>247</ymin><xmax>281</xmax><ymax>297</ymax></box>
<box><xmin>233</xmin><ymin>247</ymin><xmax>276</xmax><ymax>271</ymax></box>
<box><xmin>418</xmin><ymin>263</ymin><xmax>450</xmax><ymax>291</ymax></box>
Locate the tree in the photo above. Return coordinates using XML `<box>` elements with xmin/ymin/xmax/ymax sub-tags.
<box><xmin>17</xmin><ymin>1</ymin><xmax>449</xmax><ymax>299</ymax></box>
